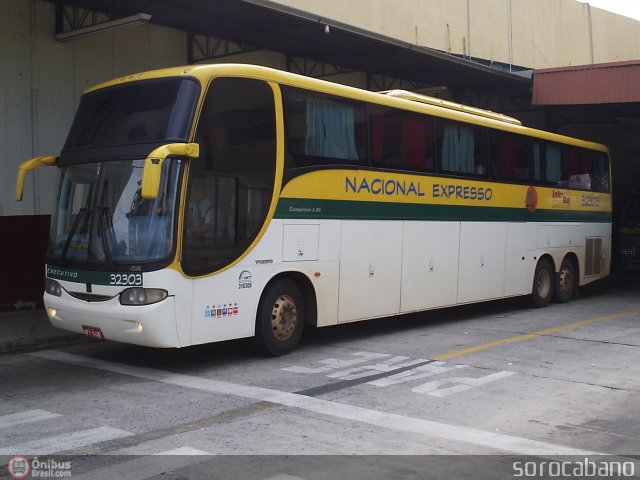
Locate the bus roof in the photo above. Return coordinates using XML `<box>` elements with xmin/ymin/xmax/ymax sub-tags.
<box><xmin>382</xmin><ymin>89</ymin><xmax>522</xmax><ymax>126</ymax></box>
<box><xmin>86</xmin><ymin>63</ymin><xmax>608</xmax><ymax>154</ymax></box>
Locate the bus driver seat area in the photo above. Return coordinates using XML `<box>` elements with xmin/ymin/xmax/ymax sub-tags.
<box><xmin>186</xmin><ymin>178</ymin><xmax>215</xmax><ymax>243</ymax></box>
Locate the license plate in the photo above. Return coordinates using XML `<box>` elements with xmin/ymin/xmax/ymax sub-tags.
<box><xmin>82</xmin><ymin>325</ymin><xmax>104</xmax><ymax>339</ymax></box>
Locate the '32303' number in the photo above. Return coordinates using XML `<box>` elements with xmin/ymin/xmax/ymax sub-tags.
<box><xmin>109</xmin><ymin>273</ymin><xmax>143</xmax><ymax>286</ymax></box>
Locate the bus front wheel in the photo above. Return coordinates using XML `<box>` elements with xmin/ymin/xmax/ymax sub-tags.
<box><xmin>256</xmin><ymin>279</ymin><xmax>305</xmax><ymax>356</ymax></box>
<box><xmin>531</xmin><ymin>258</ymin><xmax>554</xmax><ymax>308</ymax></box>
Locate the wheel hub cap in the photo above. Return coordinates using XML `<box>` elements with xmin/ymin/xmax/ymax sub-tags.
<box><xmin>271</xmin><ymin>294</ymin><xmax>297</xmax><ymax>340</ymax></box>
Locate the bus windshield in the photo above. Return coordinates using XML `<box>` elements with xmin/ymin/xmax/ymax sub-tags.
<box><xmin>45</xmin><ymin>76</ymin><xmax>200</xmax><ymax>269</ymax></box>
<box><xmin>47</xmin><ymin>158</ymin><xmax>182</xmax><ymax>267</ymax></box>
<box><xmin>64</xmin><ymin>78</ymin><xmax>199</xmax><ymax>149</ymax></box>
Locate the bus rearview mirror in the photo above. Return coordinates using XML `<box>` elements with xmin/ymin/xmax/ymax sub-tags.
<box><xmin>15</xmin><ymin>155</ymin><xmax>58</xmax><ymax>201</ymax></box>
<box><xmin>141</xmin><ymin>143</ymin><xmax>199</xmax><ymax>199</ymax></box>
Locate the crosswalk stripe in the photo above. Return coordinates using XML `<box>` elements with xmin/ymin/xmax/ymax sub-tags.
<box><xmin>70</xmin><ymin>447</ymin><xmax>212</xmax><ymax>480</ymax></box>
<box><xmin>30</xmin><ymin>349</ymin><xmax>608</xmax><ymax>457</ymax></box>
<box><xmin>0</xmin><ymin>409</ymin><xmax>61</xmax><ymax>429</ymax></box>
<box><xmin>157</xmin><ymin>446</ymin><xmax>211</xmax><ymax>455</ymax></box>
<box><xmin>266</xmin><ymin>476</ymin><xmax>310</xmax><ymax>480</ymax></box>
<box><xmin>0</xmin><ymin>426</ymin><xmax>132</xmax><ymax>455</ymax></box>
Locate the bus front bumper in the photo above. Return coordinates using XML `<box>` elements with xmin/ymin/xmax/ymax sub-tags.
<box><xmin>44</xmin><ymin>292</ymin><xmax>180</xmax><ymax>348</ymax></box>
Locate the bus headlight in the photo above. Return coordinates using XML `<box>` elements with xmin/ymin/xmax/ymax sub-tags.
<box><xmin>119</xmin><ymin>288</ymin><xmax>168</xmax><ymax>306</ymax></box>
<box><xmin>45</xmin><ymin>278</ymin><xmax>62</xmax><ymax>297</ymax></box>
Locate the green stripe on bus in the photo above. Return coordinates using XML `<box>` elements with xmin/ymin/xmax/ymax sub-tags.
<box><xmin>275</xmin><ymin>199</ymin><xmax>612</xmax><ymax>223</ymax></box>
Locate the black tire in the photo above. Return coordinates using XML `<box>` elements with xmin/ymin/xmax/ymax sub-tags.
<box><xmin>531</xmin><ymin>258</ymin><xmax>554</xmax><ymax>308</ymax></box>
<box><xmin>255</xmin><ymin>279</ymin><xmax>305</xmax><ymax>356</ymax></box>
<box><xmin>554</xmin><ymin>257</ymin><xmax>576</xmax><ymax>303</ymax></box>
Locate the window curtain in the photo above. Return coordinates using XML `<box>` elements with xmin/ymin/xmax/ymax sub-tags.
<box><xmin>370</xmin><ymin>113</ymin><xmax>385</xmax><ymax>164</ymax></box>
<box><xmin>534</xmin><ymin>143</ymin><xmax>562</xmax><ymax>183</ymax></box>
<box><xmin>498</xmin><ymin>137</ymin><xmax>518</xmax><ymax>177</ymax></box>
<box><xmin>305</xmin><ymin>99</ymin><xmax>358</xmax><ymax>160</ymax></box>
<box><xmin>401</xmin><ymin>116</ymin><xmax>427</xmax><ymax>169</ymax></box>
<box><xmin>442</xmin><ymin>124</ymin><xmax>474</xmax><ymax>173</ymax></box>
<box><xmin>546</xmin><ymin>145</ymin><xmax>562</xmax><ymax>183</ymax></box>
<box><xmin>533</xmin><ymin>143</ymin><xmax>542</xmax><ymax>181</ymax></box>
<box><xmin>568</xmin><ymin>150</ymin><xmax>583</xmax><ymax>176</ymax></box>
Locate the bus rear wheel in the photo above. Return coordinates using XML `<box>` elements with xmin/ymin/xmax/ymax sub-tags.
<box><xmin>554</xmin><ymin>257</ymin><xmax>576</xmax><ymax>303</ymax></box>
<box><xmin>531</xmin><ymin>258</ymin><xmax>554</xmax><ymax>308</ymax></box>
<box><xmin>256</xmin><ymin>279</ymin><xmax>305</xmax><ymax>356</ymax></box>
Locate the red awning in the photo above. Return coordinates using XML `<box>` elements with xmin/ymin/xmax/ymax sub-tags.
<box><xmin>533</xmin><ymin>60</ymin><xmax>640</xmax><ymax>105</ymax></box>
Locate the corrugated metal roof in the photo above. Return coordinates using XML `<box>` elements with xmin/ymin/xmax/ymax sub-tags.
<box><xmin>533</xmin><ymin>60</ymin><xmax>640</xmax><ymax>105</ymax></box>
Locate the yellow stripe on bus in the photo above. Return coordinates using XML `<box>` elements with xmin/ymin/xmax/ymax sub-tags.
<box><xmin>280</xmin><ymin>169</ymin><xmax>612</xmax><ymax>213</ymax></box>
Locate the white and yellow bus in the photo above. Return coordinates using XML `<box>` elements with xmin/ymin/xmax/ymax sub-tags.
<box><xmin>16</xmin><ymin>64</ymin><xmax>611</xmax><ymax>355</ymax></box>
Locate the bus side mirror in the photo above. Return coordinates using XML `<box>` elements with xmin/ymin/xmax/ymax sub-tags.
<box><xmin>141</xmin><ymin>143</ymin><xmax>199</xmax><ymax>199</ymax></box>
<box><xmin>16</xmin><ymin>155</ymin><xmax>58</xmax><ymax>201</ymax></box>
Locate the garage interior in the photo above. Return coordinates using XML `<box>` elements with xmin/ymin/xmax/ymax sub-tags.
<box><xmin>2</xmin><ymin>0</ymin><xmax>639</xmax><ymax>309</ymax></box>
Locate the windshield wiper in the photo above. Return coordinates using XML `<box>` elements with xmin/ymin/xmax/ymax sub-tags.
<box><xmin>60</xmin><ymin>207</ymin><xmax>87</xmax><ymax>263</ymax></box>
<box><xmin>98</xmin><ymin>206</ymin><xmax>116</xmax><ymax>267</ymax></box>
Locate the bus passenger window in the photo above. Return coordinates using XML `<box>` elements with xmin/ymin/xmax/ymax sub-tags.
<box><xmin>566</xmin><ymin>147</ymin><xmax>610</xmax><ymax>192</ymax></box>
<box><xmin>282</xmin><ymin>87</ymin><xmax>367</xmax><ymax>167</ymax></box>
<box><xmin>305</xmin><ymin>99</ymin><xmax>358</xmax><ymax>160</ymax></box>
<box><xmin>567</xmin><ymin>148</ymin><xmax>592</xmax><ymax>190</ymax></box>
<box><xmin>534</xmin><ymin>142</ymin><xmax>609</xmax><ymax>192</ymax></box>
<box><xmin>591</xmin><ymin>153</ymin><xmax>610</xmax><ymax>192</ymax></box>
<box><xmin>533</xmin><ymin>142</ymin><xmax>563</xmax><ymax>185</ymax></box>
<box><xmin>370</xmin><ymin>107</ymin><xmax>435</xmax><ymax>172</ymax></box>
<box><xmin>436</xmin><ymin>120</ymin><xmax>487</xmax><ymax>176</ymax></box>
<box><xmin>489</xmin><ymin>131</ymin><xmax>531</xmax><ymax>181</ymax></box>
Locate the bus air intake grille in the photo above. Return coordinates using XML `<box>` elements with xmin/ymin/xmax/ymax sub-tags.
<box><xmin>585</xmin><ymin>237</ymin><xmax>602</xmax><ymax>276</ymax></box>
<box><xmin>68</xmin><ymin>292</ymin><xmax>114</xmax><ymax>302</ymax></box>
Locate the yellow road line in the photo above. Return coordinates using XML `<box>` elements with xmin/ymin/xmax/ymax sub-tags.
<box><xmin>433</xmin><ymin>307</ymin><xmax>640</xmax><ymax>361</ymax></box>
